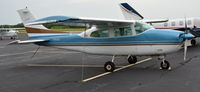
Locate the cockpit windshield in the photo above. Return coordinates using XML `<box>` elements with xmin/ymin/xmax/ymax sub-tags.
<box><xmin>89</xmin><ymin>22</ymin><xmax>153</xmax><ymax>38</ymax></box>
<box><xmin>134</xmin><ymin>22</ymin><xmax>153</xmax><ymax>34</ymax></box>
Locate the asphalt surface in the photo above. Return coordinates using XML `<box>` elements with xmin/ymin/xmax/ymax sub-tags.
<box><xmin>0</xmin><ymin>34</ymin><xmax>200</xmax><ymax>92</ymax></box>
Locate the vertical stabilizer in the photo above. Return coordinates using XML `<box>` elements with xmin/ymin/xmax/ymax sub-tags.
<box><xmin>17</xmin><ymin>8</ymin><xmax>47</xmax><ymax>29</ymax></box>
<box><xmin>119</xmin><ymin>3</ymin><xmax>144</xmax><ymax>20</ymax></box>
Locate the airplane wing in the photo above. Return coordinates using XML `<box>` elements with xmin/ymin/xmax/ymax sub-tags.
<box><xmin>27</xmin><ymin>16</ymin><xmax>134</xmax><ymax>28</ymax></box>
<box><xmin>143</xmin><ymin>19</ymin><xmax>168</xmax><ymax>24</ymax></box>
<box><xmin>9</xmin><ymin>39</ymin><xmax>48</xmax><ymax>44</ymax></box>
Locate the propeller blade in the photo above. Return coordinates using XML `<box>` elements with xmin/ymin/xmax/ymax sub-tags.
<box><xmin>184</xmin><ymin>16</ymin><xmax>188</xmax><ymax>61</ymax></box>
<box><xmin>184</xmin><ymin>40</ymin><xmax>189</xmax><ymax>61</ymax></box>
<box><xmin>184</xmin><ymin>17</ymin><xmax>189</xmax><ymax>33</ymax></box>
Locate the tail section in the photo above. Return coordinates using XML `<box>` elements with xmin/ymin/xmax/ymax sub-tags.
<box><xmin>17</xmin><ymin>8</ymin><xmax>68</xmax><ymax>38</ymax></box>
<box><xmin>119</xmin><ymin>3</ymin><xmax>144</xmax><ymax>20</ymax></box>
<box><xmin>17</xmin><ymin>8</ymin><xmax>47</xmax><ymax>29</ymax></box>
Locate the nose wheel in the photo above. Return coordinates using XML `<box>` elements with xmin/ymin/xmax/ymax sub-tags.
<box><xmin>128</xmin><ymin>55</ymin><xmax>137</xmax><ymax>64</ymax></box>
<box><xmin>191</xmin><ymin>39</ymin><xmax>196</xmax><ymax>46</ymax></box>
<box><xmin>160</xmin><ymin>60</ymin><xmax>171</xmax><ymax>71</ymax></box>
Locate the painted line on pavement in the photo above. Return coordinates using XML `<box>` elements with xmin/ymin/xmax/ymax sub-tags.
<box><xmin>82</xmin><ymin>58</ymin><xmax>152</xmax><ymax>82</ymax></box>
<box><xmin>0</xmin><ymin>50</ymin><xmax>79</xmax><ymax>57</ymax></box>
<box><xmin>27</xmin><ymin>64</ymin><xmax>124</xmax><ymax>68</ymax></box>
<box><xmin>0</xmin><ymin>51</ymin><xmax>34</xmax><ymax>57</ymax></box>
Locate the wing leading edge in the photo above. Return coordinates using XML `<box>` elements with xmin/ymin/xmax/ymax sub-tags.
<box><xmin>28</xmin><ymin>16</ymin><xmax>134</xmax><ymax>28</ymax></box>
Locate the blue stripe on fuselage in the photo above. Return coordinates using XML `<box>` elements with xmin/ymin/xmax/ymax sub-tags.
<box><xmin>31</xmin><ymin>29</ymin><xmax>185</xmax><ymax>46</ymax></box>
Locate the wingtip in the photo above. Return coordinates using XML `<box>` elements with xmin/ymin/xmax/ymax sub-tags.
<box><xmin>8</xmin><ymin>40</ymin><xmax>20</xmax><ymax>45</ymax></box>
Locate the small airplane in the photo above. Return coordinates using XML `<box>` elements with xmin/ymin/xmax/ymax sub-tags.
<box><xmin>0</xmin><ymin>28</ymin><xmax>19</xmax><ymax>40</ymax></box>
<box><xmin>10</xmin><ymin>3</ymin><xmax>194</xmax><ymax>72</ymax></box>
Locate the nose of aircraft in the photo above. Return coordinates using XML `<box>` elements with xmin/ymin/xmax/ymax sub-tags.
<box><xmin>179</xmin><ymin>33</ymin><xmax>195</xmax><ymax>40</ymax></box>
<box><xmin>147</xmin><ymin>29</ymin><xmax>195</xmax><ymax>43</ymax></box>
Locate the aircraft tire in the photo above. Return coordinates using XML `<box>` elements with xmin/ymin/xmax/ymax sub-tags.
<box><xmin>160</xmin><ymin>60</ymin><xmax>170</xmax><ymax>70</ymax></box>
<box><xmin>104</xmin><ymin>61</ymin><xmax>115</xmax><ymax>72</ymax></box>
<box><xmin>191</xmin><ymin>39</ymin><xmax>196</xmax><ymax>46</ymax></box>
<box><xmin>128</xmin><ymin>56</ymin><xmax>137</xmax><ymax>64</ymax></box>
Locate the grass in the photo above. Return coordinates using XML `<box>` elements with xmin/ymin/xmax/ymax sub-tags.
<box><xmin>18</xmin><ymin>28</ymin><xmax>86</xmax><ymax>34</ymax></box>
<box><xmin>18</xmin><ymin>30</ymin><xmax>27</xmax><ymax>34</ymax></box>
<box><xmin>52</xmin><ymin>28</ymin><xmax>86</xmax><ymax>31</ymax></box>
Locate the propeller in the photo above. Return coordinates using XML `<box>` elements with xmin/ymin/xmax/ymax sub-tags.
<box><xmin>184</xmin><ymin>17</ymin><xmax>189</xmax><ymax>61</ymax></box>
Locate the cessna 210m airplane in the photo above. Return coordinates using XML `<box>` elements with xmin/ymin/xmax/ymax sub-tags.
<box><xmin>10</xmin><ymin>3</ymin><xmax>194</xmax><ymax>72</ymax></box>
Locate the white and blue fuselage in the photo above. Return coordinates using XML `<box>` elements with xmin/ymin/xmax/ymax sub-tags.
<box><xmin>16</xmin><ymin>8</ymin><xmax>194</xmax><ymax>57</ymax></box>
<box><xmin>30</xmin><ymin>29</ymin><xmax>191</xmax><ymax>56</ymax></box>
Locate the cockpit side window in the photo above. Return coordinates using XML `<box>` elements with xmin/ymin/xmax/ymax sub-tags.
<box><xmin>114</xmin><ymin>27</ymin><xmax>132</xmax><ymax>37</ymax></box>
<box><xmin>90</xmin><ymin>29</ymin><xmax>109</xmax><ymax>38</ymax></box>
<box><xmin>134</xmin><ymin>22</ymin><xmax>152</xmax><ymax>34</ymax></box>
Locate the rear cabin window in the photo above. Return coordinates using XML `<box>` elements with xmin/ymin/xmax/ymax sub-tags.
<box><xmin>171</xmin><ymin>21</ymin><xmax>176</xmax><ymax>26</ymax></box>
<box><xmin>164</xmin><ymin>23</ymin><xmax>168</xmax><ymax>27</ymax></box>
<box><xmin>90</xmin><ymin>29</ymin><xmax>109</xmax><ymax>37</ymax></box>
<box><xmin>114</xmin><ymin>27</ymin><xmax>132</xmax><ymax>37</ymax></box>
<box><xmin>179</xmin><ymin>21</ymin><xmax>184</xmax><ymax>26</ymax></box>
<box><xmin>187</xmin><ymin>20</ymin><xmax>192</xmax><ymax>25</ymax></box>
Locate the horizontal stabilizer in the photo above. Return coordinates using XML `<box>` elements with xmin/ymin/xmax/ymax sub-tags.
<box><xmin>9</xmin><ymin>40</ymin><xmax>47</xmax><ymax>44</ymax></box>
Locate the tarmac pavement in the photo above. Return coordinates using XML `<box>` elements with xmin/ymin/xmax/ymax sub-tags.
<box><xmin>0</xmin><ymin>34</ymin><xmax>200</xmax><ymax>92</ymax></box>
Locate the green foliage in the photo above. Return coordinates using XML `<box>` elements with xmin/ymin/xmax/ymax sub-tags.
<box><xmin>0</xmin><ymin>23</ymin><xmax>24</xmax><ymax>28</ymax></box>
<box><xmin>53</xmin><ymin>28</ymin><xmax>86</xmax><ymax>31</ymax></box>
<box><xmin>13</xmin><ymin>23</ymin><xmax>24</xmax><ymax>28</ymax></box>
<box><xmin>18</xmin><ymin>30</ymin><xmax>27</xmax><ymax>34</ymax></box>
<box><xmin>43</xmin><ymin>23</ymin><xmax>85</xmax><ymax>29</ymax></box>
<box><xmin>43</xmin><ymin>24</ymin><xmax>68</xmax><ymax>29</ymax></box>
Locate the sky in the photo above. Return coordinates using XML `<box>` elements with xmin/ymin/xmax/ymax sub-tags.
<box><xmin>0</xmin><ymin>0</ymin><xmax>200</xmax><ymax>25</ymax></box>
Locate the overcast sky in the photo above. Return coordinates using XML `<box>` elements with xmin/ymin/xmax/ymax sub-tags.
<box><xmin>1</xmin><ymin>0</ymin><xmax>200</xmax><ymax>25</ymax></box>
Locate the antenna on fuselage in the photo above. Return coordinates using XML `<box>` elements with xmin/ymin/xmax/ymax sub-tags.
<box><xmin>81</xmin><ymin>23</ymin><xmax>89</xmax><ymax>82</ymax></box>
<box><xmin>26</xmin><ymin>0</ymin><xmax>28</xmax><ymax>8</ymax></box>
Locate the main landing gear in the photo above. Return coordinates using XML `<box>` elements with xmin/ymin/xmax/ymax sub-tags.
<box><xmin>104</xmin><ymin>55</ymin><xmax>172</xmax><ymax>72</ymax></box>
<box><xmin>159</xmin><ymin>56</ymin><xmax>172</xmax><ymax>71</ymax></box>
<box><xmin>104</xmin><ymin>55</ymin><xmax>138</xmax><ymax>72</ymax></box>
<box><xmin>104</xmin><ymin>61</ymin><xmax>115</xmax><ymax>72</ymax></box>
<box><xmin>104</xmin><ymin>56</ymin><xmax>116</xmax><ymax>72</ymax></box>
